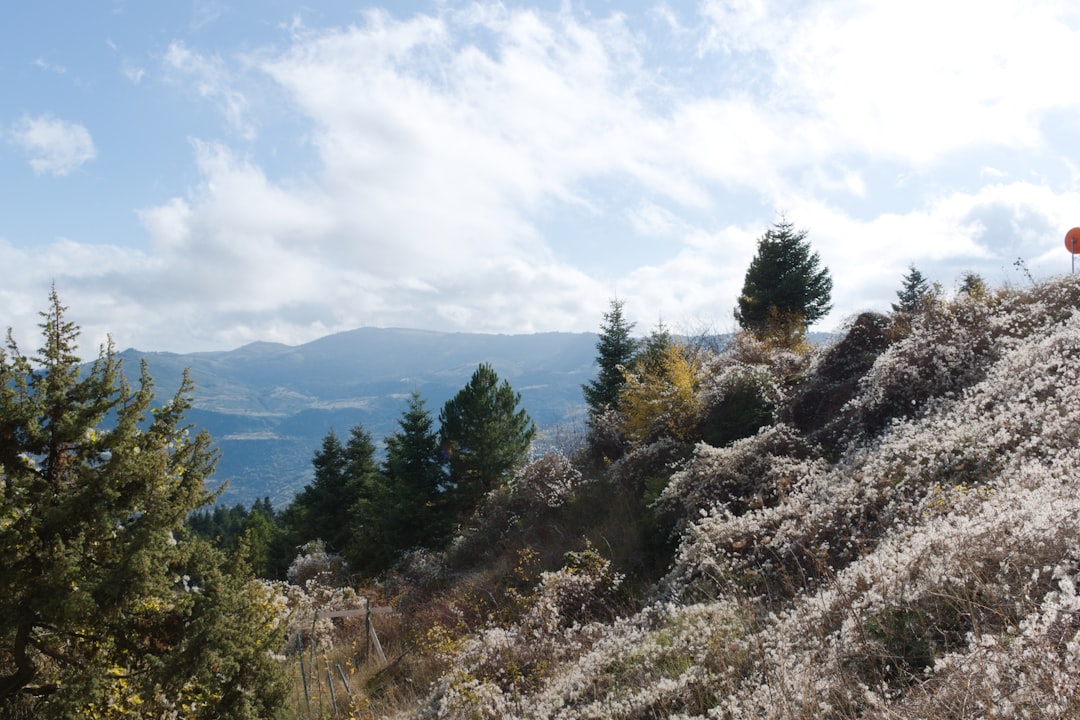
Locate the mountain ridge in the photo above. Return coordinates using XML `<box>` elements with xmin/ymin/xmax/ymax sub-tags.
<box><xmin>115</xmin><ymin>327</ymin><xmax>601</xmax><ymax>507</ymax></box>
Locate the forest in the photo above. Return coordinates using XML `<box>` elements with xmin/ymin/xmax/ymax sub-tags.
<box><xmin>3</xmin><ymin>220</ymin><xmax>1079</xmax><ymax>719</ymax></box>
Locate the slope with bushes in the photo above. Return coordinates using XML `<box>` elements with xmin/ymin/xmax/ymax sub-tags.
<box><xmin>289</xmin><ymin>275</ymin><xmax>1080</xmax><ymax>720</ymax></box>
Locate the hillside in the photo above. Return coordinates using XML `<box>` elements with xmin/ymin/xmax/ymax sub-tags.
<box><xmin>116</xmin><ymin>328</ymin><xmax>598</xmax><ymax>506</ymax></box>
<box><xmin>287</xmin><ymin>275</ymin><xmax>1080</xmax><ymax>719</ymax></box>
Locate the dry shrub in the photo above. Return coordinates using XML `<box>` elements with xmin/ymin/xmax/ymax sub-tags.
<box><xmin>784</xmin><ymin>311</ymin><xmax>892</xmax><ymax>452</ymax></box>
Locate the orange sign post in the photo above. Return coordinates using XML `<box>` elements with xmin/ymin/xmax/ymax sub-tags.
<box><xmin>1067</xmin><ymin>228</ymin><xmax>1080</xmax><ymax>274</ymax></box>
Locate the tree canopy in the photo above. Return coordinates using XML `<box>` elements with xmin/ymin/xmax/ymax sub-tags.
<box><xmin>0</xmin><ymin>291</ymin><xmax>286</xmax><ymax>719</ymax></box>
<box><xmin>376</xmin><ymin>391</ymin><xmax>452</xmax><ymax>553</ymax></box>
<box><xmin>735</xmin><ymin>218</ymin><xmax>833</xmax><ymax>343</ymax></box>
<box><xmin>582</xmin><ymin>298</ymin><xmax>637</xmax><ymax>418</ymax></box>
<box><xmin>439</xmin><ymin>363</ymin><xmax>535</xmax><ymax>515</ymax></box>
<box><xmin>892</xmin><ymin>264</ymin><xmax>933</xmax><ymax>313</ymax></box>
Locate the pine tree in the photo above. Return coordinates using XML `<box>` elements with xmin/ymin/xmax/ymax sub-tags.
<box><xmin>736</xmin><ymin>218</ymin><xmax>833</xmax><ymax>343</ymax></box>
<box><xmin>959</xmin><ymin>271</ymin><xmax>987</xmax><ymax>300</ymax></box>
<box><xmin>582</xmin><ymin>298</ymin><xmax>637</xmax><ymax>418</ymax></box>
<box><xmin>633</xmin><ymin>320</ymin><xmax>673</xmax><ymax>376</ymax></box>
<box><xmin>0</xmin><ymin>290</ymin><xmax>286</xmax><ymax>718</ymax></box>
<box><xmin>892</xmin><ymin>264</ymin><xmax>933</xmax><ymax>313</ymax></box>
<box><xmin>380</xmin><ymin>392</ymin><xmax>451</xmax><ymax>551</ymax></box>
<box><xmin>439</xmin><ymin>363</ymin><xmax>535</xmax><ymax>515</ymax></box>
<box><xmin>278</xmin><ymin>425</ymin><xmax>378</xmax><ymax>574</ymax></box>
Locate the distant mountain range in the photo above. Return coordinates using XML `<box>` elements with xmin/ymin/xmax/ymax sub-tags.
<box><xmin>118</xmin><ymin>328</ymin><xmax>599</xmax><ymax>508</ymax></box>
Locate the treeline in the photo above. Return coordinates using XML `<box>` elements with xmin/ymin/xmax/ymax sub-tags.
<box><xmin>187</xmin><ymin>363</ymin><xmax>535</xmax><ymax>580</ymax></box>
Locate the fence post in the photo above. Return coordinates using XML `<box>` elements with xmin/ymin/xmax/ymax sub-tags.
<box><xmin>325</xmin><ymin>658</ymin><xmax>338</xmax><ymax>717</ymax></box>
<box><xmin>297</xmin><ymin>634</ymin><xmax>311</xmax><ymax>715</ymax></box>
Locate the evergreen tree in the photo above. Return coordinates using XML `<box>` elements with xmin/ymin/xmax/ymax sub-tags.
<box><xmin>0</xmin><ymin>291</ymin><xmax>286</xmax><ymax>718</ymax></box>
<box><xmin>350</xmin><ymin>392</ymin><xmax>452</xmax><ymax>576</ymax></box>
<box><xmin>277</xmin><ymin>425</ymin><xmax>377</xmax><ymax>574</ymax></box>
<box><xmin>582</xmin><ymin>298</ymin><xmax>637</xmax><ymax>418</ymax></box>
<box><xmin>186</xmin><ymin>498</ymin><xmax>280</xmax><ymax>578</ymax></box>
<box><xmin>735</xmin><ymin>218</ymin><xmax>833</xmax><ymax>343</ymax></box>
<box><xmin>633</xmin><ymin>320</ymin><xmax>673</xmax><ymax>376</ymax></box>
<box><xmin>380</xmin><ymin>391</ymin><xmax>451</xmax><ymax>551</ymax></box>
<box><xmin>439</xmin><ymin>363</ymin><xmax>535</xmax><ymax>515</ymax></box>
<box><xmin>959</xmin><ymin>271</ymin><xmax>987</xmax><ymax>300</ymax></box>
<box><xmin>892</xmin><ymin>264</ymin><xmax>933</xmax><ymax>313</ymax></box>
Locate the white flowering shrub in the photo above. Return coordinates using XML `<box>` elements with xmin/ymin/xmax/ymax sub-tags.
<box><xmin>783</xmin><ymin>311</ymin><xmax>893</xmax><ymax>452</ymax></box>
<box><xmin>509</xmin><ymin>451</ymin><xmax>585</xmax><ymax>510</ymax></box>
<box><xmin>658</xmin><ymin>424</ymin><xmax>823</xmax><ymax>522</ymax></box>
<box><xmin>264</xmin><ymin>578</ymin><xmax>368</xmax><ymax>654</ymax></box>
<box><xmin>697</xmin><ymin>359</ymin><xmax>781</xmax><ymax>448</ymax></box>
<box><xmin>419</xmin><ymin>547</ymin><xmax>624</xmax><ymax>719</ymax></box>
<box><xmin>286</xmin><ymin>539</ymin><xmax>350</xmax><ymax>589</ymax></box>
<box><xmin>606</xmin><ymin>435</ymin><xmax>683</xmax><ymax>497</ymax></box>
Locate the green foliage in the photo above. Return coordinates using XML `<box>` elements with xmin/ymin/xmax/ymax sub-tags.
<box><xmin>892</xmin><ymin>264</ymin><xmax>934</xmax><ymax>313</ymax></box>
<box><xmin>354</xmin><ymin>392</ymin><xmax>453</xmax><ymax>575</ymax></box>
<box><xmin>274</xmin><ymin>425</ymin><xmax>378</xmax><ymax>577</ymax></box>
<box><xmin>700</xmin><ymin>371</ymin><xmax>775</xmax><ymax>448</ymax></box>
<box><xmin>0</xmin><ymin>291</ymin><xmax>286</xmax><ymax>718</ymax></box>
<box><xmin>633</xmin><ymin>320</ymin><xmax>672</xmax><ymax>376</ymax></box>
<box><xmin>735</xmin><ymin>218</ymin><xmax>833</xmax><ymax>343</ymax></box>
<box><xmin>439</xmin><ymin>363</ymin><xmax>536</xmax><ymax>516</ymax></box>
<box><xmin>582</xmin><ymin>298</ymin><xmax>637</xmax><ymax>418</ymax></box>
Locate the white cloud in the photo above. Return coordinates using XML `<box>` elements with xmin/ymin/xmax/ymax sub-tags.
<box><xmin>697</xmin><ymin>0</ymin><xmax>1080</xmax><ymax>167</ymax></box>
<box><xmin>164</xmin><ymin>41</ymin><xmax>254</xmax><ymax>139</ymax></box>
<box><xmin>9</xmin><ymin>2</ymin><xmax>1080</xmax><ymax>352</ymax></box>
<box><xmin>9</xmin><ymin>115</ymin><xmax>96</xmax><ymax>176</ymax></box>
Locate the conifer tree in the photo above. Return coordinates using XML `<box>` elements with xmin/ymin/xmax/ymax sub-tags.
<box><xmin>582</xmin><ymin>298</ymin><xmax>637</xmax><ymax>418</ymax></box>
<box><xmin>439</xmin><ymin>363</ymin><xmax>535</xmax><ymax>515</ymax></box>
<box><xmin>633</xmin><ymin>320</ymin><xmax>673</xmax><ymax>376</ymax></box>
<box><xmin>380</xmin><ymin>391</ymin><xmax>450</xmax><ymax>550</ymax></box>
<box><xmin>0</xmin><ymin>291</ymin><xmax>286</xmax><ymax>718</ymax></box>
<box><xmin>278</xmin><ymin>425</ymin><xmax>377</xmax><ymax>575</ymax></box>
<box><xmin>893</xmin><ymin>264</ymin><xmax>933</xmax><ymax>313</ymax></box>
<box><xmin>736</xmin><ymin>218</ymin><xmax>833</xmax><ymax>343</ymax></box>
<box><xmin>958</xmin><ymin>271</ymin><xmax>987</xmax><ymax>300</ymax></box>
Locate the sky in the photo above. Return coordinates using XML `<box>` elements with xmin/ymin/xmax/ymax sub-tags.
<box><xmin>3</xmin><ymin>0</ymin><xmax>1080</xmax><ymax>354</ymax></box>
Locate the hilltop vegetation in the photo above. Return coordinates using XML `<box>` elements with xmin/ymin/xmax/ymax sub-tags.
<box><xmin>306</xmin><ymin>273</ymin><xmax>1080</xmax><ymax>719</ymax></box>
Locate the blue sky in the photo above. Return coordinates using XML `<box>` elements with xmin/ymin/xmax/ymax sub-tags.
<box><xmin>3</xmin><ymin>1</ymin><xmax>1080</xmax><ymax>353</ymax></box>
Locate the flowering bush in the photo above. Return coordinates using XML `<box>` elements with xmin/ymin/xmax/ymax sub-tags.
<box><xmin>286</xmin><ymin>539</ymin><xmax>350</xmax><ymax>589</ymax></box>
<box><xmin>509</xmin><ymin>451</ymin><xmax>585</xmax><ymax>510</ymax></box>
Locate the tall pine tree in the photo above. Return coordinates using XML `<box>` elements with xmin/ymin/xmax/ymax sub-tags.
<box><xmin>582</xmin><ymin>298</ymin><xmax>637</xmax><ymax>418</ymax></box>
<box><xmin>355</xmin><ymin>392</ymin><xmax>451</xmax><ymax>573</ymax></box>
<box><xmin>277</xmin><ymin>425</ymin><xmax>377</xmax><ymax>575</ymax></box>
<box><xmin>892</xmin><ymin>264</ymin><xmax>933</xmax><ymax>313</ymax></box>
<box><xmin>439</xmin><ymin>364</ymin><xmax>535</xmax><ymax>516</ymax></box>
<box><xmin>736</xmin><ymin>218</ymin><xmax>833</xmax><ymax>344</ymax></box>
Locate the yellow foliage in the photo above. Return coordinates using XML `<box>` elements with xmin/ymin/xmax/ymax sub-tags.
<box><xmin>618</xmin><ymin>343</ymin><xmax>703</xmax><ymax>443</ymax></box>
<box><xmin>755</xmin><ymin>307</ymin><xmax>810</xmax><ymax>353</ymax></box>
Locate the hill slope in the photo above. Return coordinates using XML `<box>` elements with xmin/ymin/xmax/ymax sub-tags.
<box><xmin>357</xmin><ymin>276</ymin><xmax>1080</xmax><ymax>719</ymax></box>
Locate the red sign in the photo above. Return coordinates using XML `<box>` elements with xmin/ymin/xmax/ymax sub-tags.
<box><xmin>1067</xmin><ymin>227</ymin><xmax>1080</xmax><ymax>254</ymax></box>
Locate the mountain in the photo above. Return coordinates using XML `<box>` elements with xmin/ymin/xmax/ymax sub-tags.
<box><xmin>118</xmin><ymin>328</ymin><xmax>599</xmax><ymax>507</ymax></box>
